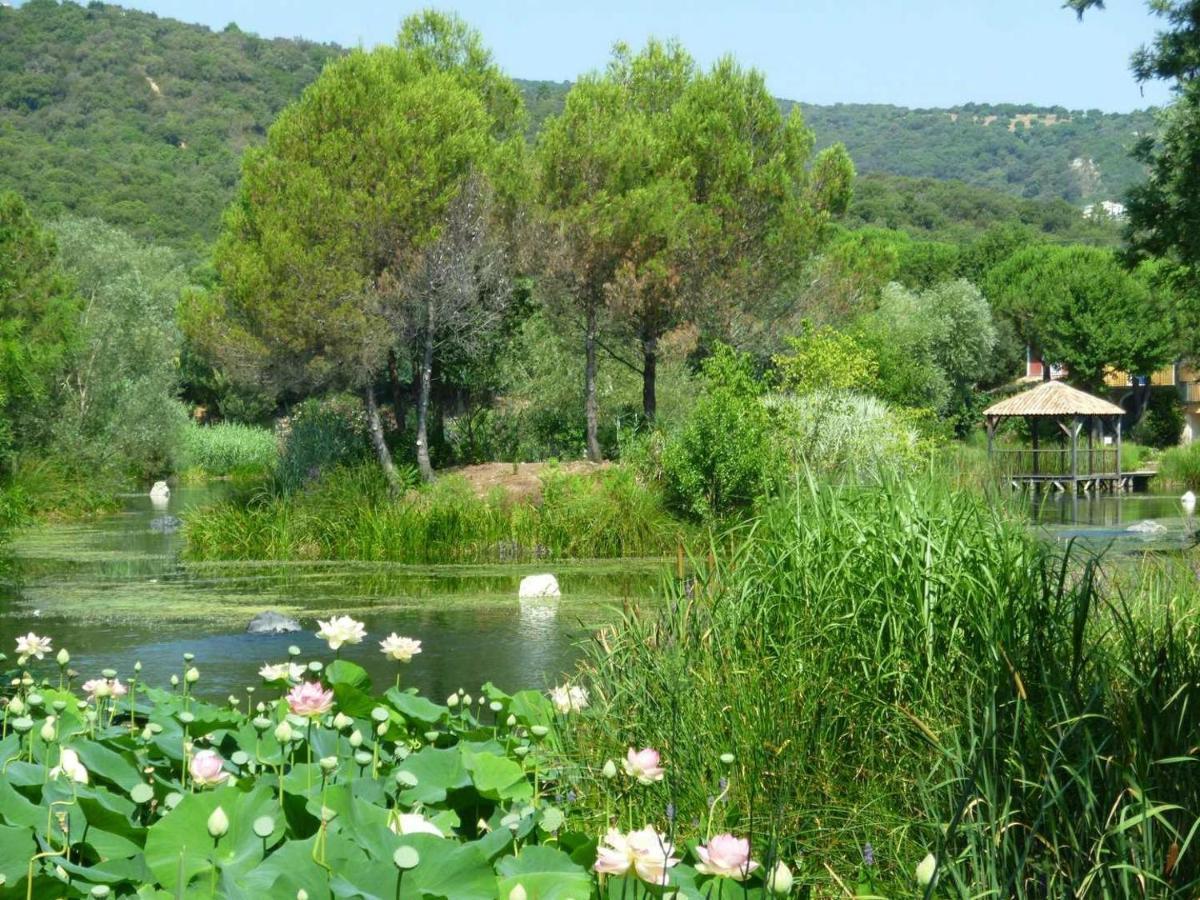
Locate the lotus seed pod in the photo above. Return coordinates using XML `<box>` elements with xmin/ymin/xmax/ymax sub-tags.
<box><xmin>27</xmin><ymin>693</ymin><xmax>43</xmax><ymax>707</ymax></box>
<box><xmin>287</xmin><ymin>646</ymin><xmax>301</xmax><ymax>657</ymax></box>
<box><xmin>51</xmin><ymin>700</ymin><xmax>66</xmax><ymax>713</ymax></box>
<box><xmin>353</xmin><ymin>750</ymin><xmax>372</xmax><ymax>767</ymax></box>
<box><xmin>252</xmin><ymin>716</ymin><xmax>272</xmax><ymax>732</ymax></box>
<box><xmin>207</xmin><ymin>806</ymin><xmax>229</xmax><ymax>838</ymax></box>
<box><xmin>513</xmin><ymin>745</ymin><xmax>529</xmax><ymax>758</ymax></box>
<box><xmin>530</xmin><ymin>725</ymin><xmax>549</xmax><ymax>738</ymax></box>
<box><xmin>602</xmin><ymin>759</ymin><xmax>618</xmax><ymax>779</ymax></box>
<box><xmin>56</xmin><ymin>649</ymin><xmax>69</xmax><ymax>666</ymax></box>
<box><xmin>719</xmin><ymin>752</ymin><xmax>735</xmax><ymax>765</ymax></box>
<box><xmin>90</xmin><ymin>885</ymin><xmax>111</xmax><ymax>898</ymax></box>
<box><xmin>349</xmin><ymin>729</ymin><xmax>363</xmax><ymax>748</ymax></box>
<box><xmin>183</xmin><ymin>653</ymin><xmax>195</xmax><ymax>663</ymax></box>
<box><xmin>307</xmin><ymin>661</ymin><xmax>323</xmax><ymax>673</ymax></box>
<box><xmin>274</xmin><ymin>721</ymin><xmax>294</xmax><ymax>743</ymax></box>
<box><xmin>101</xmin><ymin>668</ymin><xmax>117</xmax><ymax>679</ymax></box>
<box><xmin>766</xmin><ymin>860</ymin><xmax>793</xmax><ymax>895</ymax></box>
<box><xmin>489</xmin><ymin>701</ymin><xmax>502</xmax><ymax>712</ymax></box>
<box><xmin>333</xmin><ymin>713</ymin><xmax>353</xmax><ymax>731</ymax></box>
<box><xmin>185</xmin><ymin>667</ymin><xmax>200</xmax><ymax>684</ymax></box>
<box><xmin>370</xmin><ymin>707</ymin><xmax>389</xmax><ymax>723</ymax></box>
<box><xmin>319</xmin><ymin>756</ymin><xmax>338</xmax><ymax>773</ymax></box>
<box><xmin>10</xmin><ymin>717</ymin><xmax>32</xmax><ymax>734</ymax></box>
<box><xmin>178</xmin><ymin>711</ymin><xmax>194</xmax><ymax>725</ymax></box>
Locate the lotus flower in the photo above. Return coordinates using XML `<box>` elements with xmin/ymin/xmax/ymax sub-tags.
<box><xmin>549</xmin><ymin>683</ymin><xmax>589</xmax><ymax>714</ymax></box>
<box><xmin>594</xmin><ymin>825</ymin><xmax>679</xmax><ymax>885</ymax></box>
<box><xmin>49</xmin><ymin>748</ymin><xmax>89</xmax><ymax>784</ymax></box>
<box><xmin>259</xmin><ymin>662</ymin><xmax>305</xmax><ymax>683</ymax></box>
<box><xmin>695</xmin><ymin>833</ymin><xmax>759</xmax><ymax>880</ymax></box>
<box><xmin>82</xmin><ymin>678</ymin><xmax>128</xmax><ymax>701</ymax></box>
<box><xmin>286</xmin><ymin>681</ymin><xmax>334</xmax><ymax>717</ymax></box>
<box><xmin>379</xmin><ymin>634</ymin><xmax>422</xmax><ymax>662</ymax></box>
<box><xmin>315</xmin><ymin>615</ymin><xmax>366</xmax><ymax>651</ymax></box>
<box><xmin>15</xmin><ymin>632</ymin><xmax>52</xmax><ymax>661</ymax></box>
<box><xmin>189</xmin><ymin>749</ymin><xmax>230</xmax><ymax>787</ymax></box>
<box><xmin>388</xmin><ymin>813</ymin><xmax>445</xmax><ymax>837</ymax></box>
<box><xmin>622</xmin><ymin>747</ymin><xmax>665</xmax><ymax>784</ymax></box>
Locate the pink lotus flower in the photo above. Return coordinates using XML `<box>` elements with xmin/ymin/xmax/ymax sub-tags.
<box><xmin>622</xmin><ymin>747</ymin><xmax>665</xmax><ymax>784</ymax></box>
<box><xmin>695</xmin><ymin>833</ymin><xmax>759</xmax><ymax>880</ymax></box>
<box><xmin>81</xmin><ymin>678</ymin><xmax>128</xmax><ymax>701</ymax></box>
<box><xmin>286</xmin><ymin>681</ymin><xmax>334</xmax><ymax>718</ymax></box>
<box><xmin>188</xmin><ymin>749</ymin><xmax>229</xmax><ymax>788</ymax></box>
<box><xmin>594</xmin><ymin>825</ymin><xmax>679</xmax><ymax>885</ymax></box>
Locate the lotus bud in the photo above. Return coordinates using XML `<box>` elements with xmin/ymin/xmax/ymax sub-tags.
<box><xmin>140</xmin><ymin>726</ymin><xmax>154</xmax><ymax>741</ymax></box>
<box><xmin>56</xmin><ymin>649</ymin><xmax>70</xmax><ymax>667</ymax></box>
<box><xmin>767</xmin><ymin>860</ymin><xmax>794</xmax><ymax>895</ymax></box>
<box><xmin>169</xmin><ymin>674</ymin><xmax>179</xmax><ymax>687</ymax></box>
<box><xmin>274</xmin><ymin>721</ymin><xmax>293</xmax><ymax>743</ymax></box>
<box><xmin>228</xmin><ymin>695</ymin><xmax>239</xmax><ymax>708</ymax></box>
<box><xmin>447</xmin><ymin>694</ymin><xmax>459</xmax><ymax>707</ymax></box>
<box><xmin>94</xmin><ymin>682</ymin><xmax>111</xmax><ymax>699</ymax></box>
<box><xmin>916</xmin><ymin>853</ymin><xmax>937</xmax><ymax>887</ymax></box>
<box><xmin>7</xmin><ymin>698</ymin><xmax>25</xmax><ymax>716</ymax></box>
<box><xmin>461</xmin><ymin>694</ymin><xmax>472</xmax><ymax>707</ymax></box>
<box><xmin>133</xmin><ymin>661</ymin><xmax>142</xmax><ymax>673</ymax></box>
<box><xmin>297</xmin><ymin>891</ymin><xmax>308</xmax><ymax>900</ymax></box>
<box><xmin>84</xmin><ymin>710</ymin><xmax>97</xmax><ymax>724</ymax></box>
<box><xmin>601</xmin><ymin>759</ymin><xmax>618</xmax><ymax>779</ymax></box>
<box><xmin>207</xmin><ymin>806</ymin><xmax>229</xmax><ymax>838</ymax></box>
<box><xmin>375</xmin><ymin>723</ymin><xmax>387</xmax><ymax>737</ymax></box>
<box><xmin>39</xmin><ymin>720</ymin><xmax>55</xmax><ymax>742</ymax></box>
<box><xmin>185</xmin><ymin>667</ymin><xmax>199</xmax><ymax>684</ymax></box>
<box><xmin>349</xmin><ymin>729</ymin><xmax>363</xmax><ymax>748</ymax></box>
<box><xmin>319</xmin><ymin>756</ymin><xmax>338</xmax><ymax>773</ymax></box>
<box><xmin>508</xmin><ymin>886</ymin><xmax>528</xmax><ymax>900</ymax></box>
<box><xmin>505</xmin><ymin>714</ymin><xmax>516</xmax><ymax>727</ymax></box>
<box><xmin>333</xmin><ymin>713</ymin><xmax>353</xmax><ymax>731</ymax></box>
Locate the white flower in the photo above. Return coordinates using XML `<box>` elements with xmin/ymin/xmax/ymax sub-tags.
<box><xmin>549</xmin><ymin>683</ymin><xmax>589</xmax><ymax>714</ymax></box>
<box><xmin>388</xmin><ymin>812</ymin><xmax>445</xmax><ymax>838</ymax></box>
<box><xmin>49</xmin><ymin>748</ymin><xmax>89</xmax><ymax>784</ymax></box>
<box><xmin>15</xmin><ymin>632</ymin><xmax>52</xmax><ymax>661</ymax></box>
<box><xmin>316</xmin><ymin>616</ymin><xmax>366</xmax><ymax>651</ymax></box>
<box><xmin>207</xmin><ymin>806</ymin><xmax>230</xmax><ymax>838</ymax></box>
<box><xmin>379</xmin><ymin>634</ymin><xmax>422</xmax><ymax>663</ymax></box>
<box><xmin>916</xmin><ymin>852</ymin><xmax>937</xmax><ymax>886</ymax></box>
<box><xmin>259</xmin><ymin>662</ymin><xmax>305</xmax><ymax>683</ymax></box>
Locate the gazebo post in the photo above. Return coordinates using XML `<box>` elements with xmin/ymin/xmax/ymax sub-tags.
<box><xmin>1086</xmin><ymin>416</ymin><xmax>1094</xmax><ymax>476</ymax></box>
<box><xmin>1116</xmin><ymin>415</ymin><xmax>1123</xmax><ymax>489</ymax></box>
<box><xmin>1069</xmin><ymin>416</ymin><xmax>1079</xmax><ymax>487</ymax></box>
<box><xmin>1028</xmin><ymin>416</ymin><xmax>1039</xmax><ymax>477</ymax></box>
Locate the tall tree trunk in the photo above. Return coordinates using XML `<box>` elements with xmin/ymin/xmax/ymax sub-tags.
<box><xmin>387</xmin><ymin>348</ymin><xmax>406</xmax><ymax>431</ymax></box>
<box><xmin>585</xmin><ymin>302</ymin><xmax>602</xmax><ymax>462</ymax></box>
<box><xmin>416</xmin><ymin>304</ymin><xmax>436</xmax><ymax>482</ymax></box>
<box><xmin>364</xmin><ymin>386</ymin><xmax>402</xmax><ymax>494</ymax></box>
<box><xmin>642</xmin><ymin>334</ymin><xmax>657</xmax><ymax>423</ymax></box>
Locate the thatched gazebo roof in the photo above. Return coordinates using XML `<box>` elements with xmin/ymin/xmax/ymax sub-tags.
<box><xmin>983</xmin><ymin>380</ymin><xmax>1124</xmax><ymax>419</ymax></box>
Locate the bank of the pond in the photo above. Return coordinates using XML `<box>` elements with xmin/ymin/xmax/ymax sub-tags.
<box><xmin>184</xmin><ymin>463</ymin><xmax>686</xmax><ymax>563</ymax></box>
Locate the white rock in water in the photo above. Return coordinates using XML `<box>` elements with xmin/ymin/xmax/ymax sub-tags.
<box><xmin>1127</xmin><ymin>519</ymin><xmax>1167</xmax><ymax>534</ymax></box>
<box><xmin>518</xmin><ymin>574</ymin><xmax>561</xmax><ymax>599</ymax></box>
<box><xmin>149</xmin><ymin>481</ymin><xmax>170</xmax><ymax>502</ymax></box>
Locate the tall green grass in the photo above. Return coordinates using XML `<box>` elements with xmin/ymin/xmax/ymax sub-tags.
<box><xmin>562</xmin><ymin>475</ymin><xmax>1200</xmax><ymax>893</ymax></box>
<box><xmin>178</xmin><ymin>421</ymin><xmax>277</xmax><ymax>479</ymax></box>
<box><xmin>184</xmin><ymin>463</ymin><xmax>682</xmax><ymax>562</ymax></box>
<box><xmin>1160</xmin><ymin>441</ymin><xmax>1200</xmax><ymax>490</ymax></box>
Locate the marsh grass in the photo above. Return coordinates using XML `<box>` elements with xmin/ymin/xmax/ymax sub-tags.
<box><xmin>184</xmin><ymin>463</ymin><xmax>683</xmax><ymax>563</ymax></box>
<box><xmin>178</xmin><ymin>421</ymin><xmax>277</xmax><ymax>479</ymax></box>
<box><xmin>564</xmin><ymin>474</ymin><xmax>1200</xmax><ymax>893</ymax></box>
<box><xmin>1160</xmin><ymin>442</ymin><xmax>1200</xmax><ymax>490</ymax></box>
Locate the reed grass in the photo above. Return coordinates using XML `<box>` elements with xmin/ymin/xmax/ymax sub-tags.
<box><xmin>177</xmin><ymin>421</ymin><xmax>278</xmax><ymax>479</ymax></box>
<box><xmin>562</xmin><ymin>474</ymin><xmax>1200</xmax><ymax>893</ymax></box>
<box><xmin>184</xmin><ymin>462</ymin><xmax>683</xmax><ymax>563</ymax></box>
<box><xmin>1160</xmin><ymin>441</ymin><xmax>1200</xmax><ymax>490</ymax></box>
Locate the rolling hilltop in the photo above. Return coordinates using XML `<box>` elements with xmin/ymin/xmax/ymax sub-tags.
<box><xmin>0</xmin><ymin>1</ymin><xmax>1144</xmax><ymax>249</ymax></box>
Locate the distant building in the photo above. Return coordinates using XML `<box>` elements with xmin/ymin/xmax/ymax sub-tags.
<box><xmin>1083</xmin><ymin>200</ymin><xmax>1127</xmax><ymax>220</ymax></box>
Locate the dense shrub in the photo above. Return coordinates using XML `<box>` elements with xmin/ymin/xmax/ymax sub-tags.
<box><xmin>660</xmin><ymin>344</ymin><xmax>777</xmax><ymax>520</ymax></box>
<box><xmin>1131</xmin><ymin>388</ymin><xmax>1184</xmax><ymax>449</ymax></box>
<box><xmin>275</xmin><ymin>395</ymin><xmax>371</xmax><ymax>492</ymax></box>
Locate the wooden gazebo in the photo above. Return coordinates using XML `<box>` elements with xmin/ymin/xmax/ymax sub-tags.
<box><xmin>983</xmin><ymin>380</ymin><xmax>1127</xmax><ymax>492</ymax></box>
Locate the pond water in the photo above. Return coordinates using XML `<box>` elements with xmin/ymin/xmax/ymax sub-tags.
<box><xmin>0</xmin><ymin>485</ymin><xmax>668</xmax><ymax>699</ymax></box>
<box><xmin>1027</xmin><ymin>489</ymin><xmax>1199</xmax><ymax>554</ymax></box>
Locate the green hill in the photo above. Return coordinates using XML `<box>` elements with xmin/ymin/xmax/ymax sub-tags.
<box><xmin>0</xmin><ymin>2</ymin><xmax>1144</xmax><ymax>251</ymax></box>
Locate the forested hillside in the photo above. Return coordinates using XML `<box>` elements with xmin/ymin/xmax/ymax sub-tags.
<box><xmin>0</xmin><ymin>1</ymin><xmax>1145</xmax><ymax>252</ymax></box>
<box><xmin>0</xmin><ymin>0</ymin><xmax>339</xmax><ymax>249</ymax></box>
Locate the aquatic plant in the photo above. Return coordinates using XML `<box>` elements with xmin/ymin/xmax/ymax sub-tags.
<box><xmin>0</xmin><ymin>627</ymin><xmax>788</xmax><ymax>897</ymax></box>
<box><xmin>178</xmin><ymin>421</ymin><xmax>278</xmax><ymax>479</ymax></box>
<box><xmin>1160</xmin><ymin>440</ymin><xmax>1200</xmax><ymax>489</ymax></box>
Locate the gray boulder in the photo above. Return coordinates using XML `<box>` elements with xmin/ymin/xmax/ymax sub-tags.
<box><xmin>246</xmin><ymin>611</ymin><xmax>302</xmax><ymax>635</ymax></box>
<box><xmin>149</xmin><ymin>515</ymin><xmax>183</xmax><ymax>534</ymax></box>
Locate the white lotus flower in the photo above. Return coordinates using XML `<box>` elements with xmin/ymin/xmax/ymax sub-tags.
<box><xmin>549</xmin><ymin>683</ymin><xmax>589</xmax><ymax>714</ymax></box>
<box><xmin>49</xmin><ymin>748</ymin><xmax>89</xmax><ymax>784</ymax></box>
<box><xmin>259</xmin><ymin>662</ymin><xmax>305</xmax><ymax>683</ymax></box>
<box><xmin>388</xmin><ymin>813</ymin><xmax>445</xmax><ymax>838</ymax></box>
<box><xmin>379</xmin><ymin>634</ymin><xmax>422</xmax><ymax>663</ymax></box>
<box><xmin>15</xmin><ymin>632</ymin><xmax>52</xmax><ymax>661</ymax></box>
<box><xmin>316</xmin><ymin>616</ymin><xmax>366</xmax><ymax>651</ymax></box>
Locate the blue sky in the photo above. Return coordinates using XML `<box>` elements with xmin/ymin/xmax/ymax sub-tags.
<box><xmin>47</xmin><ymin>0</ymin><xmax>1176</xmax><ymax>111</ymax></box>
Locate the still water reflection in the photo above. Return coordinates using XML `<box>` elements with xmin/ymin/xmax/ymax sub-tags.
<box><xmin>1028</xmin><ymin>489</ymin><xmax>1198</xmax><ymax>553</ymax></box>
<box><xmin>0</xmin><ymin>486</ymin><xmax>667</xmax><ymax>698</ymax></box>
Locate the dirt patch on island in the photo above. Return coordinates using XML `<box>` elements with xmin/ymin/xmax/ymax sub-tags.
<box><xmin>442</xmin><ymin>461</ymin><xmax>611</xmax><ymax>503</ymax></box>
